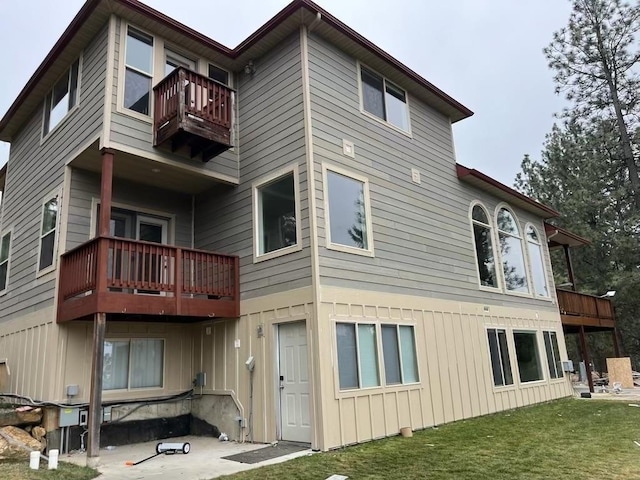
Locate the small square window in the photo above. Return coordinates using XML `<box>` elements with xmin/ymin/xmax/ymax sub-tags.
<box><xmin>208</xmin><ymin>64</ymin><xmax>229</xmax><ymax>85</ymax></box>
<box><xmin>360</xmin><ymin>66</ymin><xmax>409</xmax><ymax>132</ymax></box>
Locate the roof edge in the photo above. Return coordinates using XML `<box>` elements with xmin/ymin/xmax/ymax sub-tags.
<box><xmin>456</xmin><ymin>163</ymin><xmax>559</xmax><ymax>219</ymax></box>
<box><xmin>544</xmin><ymin>222</ymin><xmax>590</xmax><ymax>247</ymax></box>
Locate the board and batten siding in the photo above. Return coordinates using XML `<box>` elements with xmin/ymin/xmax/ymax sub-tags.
<box><xmin>307</xmin><ymin>33</ymin><xmax>557</xmax><ymax>312</ymax></box>
<box><xmin>66</xmin><ymin>168</ymin><xmax>193</xmax><ymax>251</ymax></box>
<box><xmin>317</xmin><ymin>287</ymin><xmax>571</xmax><ymax>450</ymax></box>
<box><xmin>109</xmin><ymin>17</ymin><xmax>238</xmax><ymax>181</ymax></box>
<box><xmin>194</xmin><ymin>33</ymin><xmax>311</xmax><ymax>300</ymax></box>
<box><xmin>0</xmin><ymin>24</ymin><xmax>108</xmax><ymax>323</ymax></box>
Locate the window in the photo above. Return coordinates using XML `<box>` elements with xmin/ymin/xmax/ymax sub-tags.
<box><xmin>487</xmin><ymin>328</ymin><xmax>513</xmax><ymax>387</ymax></box>
<box><xmin>103</xmin><ymin>339</ymin><xmax>164</xmax><ymax>390</ymax></box>
<box><xmin>325</xmin><ymin>167</ymin><xmax>373</xmax><ymax>254</ymax></box>
<box><xmin>526</xmin><ymin>226</ymin><xmax>549</xmax><ymax>297</ymax></box>
<box><xmin>38</xmin><ymin>195</ymin><xmax>59</xmax><ymax>272</ymax></box>
<box><xmin>513</xmin><ymin>331</ymin><xmax>543</xmax><ymax>383</ymax></box>
<box><xmin>543</xmin><ymin>331</ymin><xmax>563</xmax><ymax>379</ymax></box>
<box><xmin>381</xmin><ymin>325</ymin><xmax>418</xmax><ymax>385</ymax></box>
<box><xmin>0</xmin><ymin>231</ymin><xmax>11</xmax><ymax>292</ymax></box>
<box><xmin>336</xmin><ymin>323</ymin><xmax>380</xmax><ymax>389</ymax></box>
<box><xmin>124</xmin><ymin>27</ymin><xmax>153</xmax><ymax>115</ymax></box>
<box><xmin>43</xmin><ymin>59</ymin><xmax>80</xmax><ymax>136</ymax></box>
<box><xmin>208</xmin><ymin>64</ymin><xmax>229</xmax><ymax>85</ymax></box>
<box><xmin>165</xmin><ymin>49</ymin><xmax>195</xmax><ymax>76</ymax></box>
<box><xmin>253</xmin><ymin>168</ymin><xmax>300</xmax><ymax>259</ymax></box>
<box><xmin>471</xmin><ymin>204</ymin><xmax>498</xmax><ymax>288</ymax></box>
<box><xmin>496</xmin><ymin>207</ymin><xmax>529</xmax><ymax>293</ymax></box>
<box><xmin>360</xmin><ymin>66</ymin><xmax>409</xmax><ymax>131</ymax></box>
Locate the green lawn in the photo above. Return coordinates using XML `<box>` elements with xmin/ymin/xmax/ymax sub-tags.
<box><xmin>0</xmin><ymin>460</ymin><xmax>97</xmax><ymax>480</ymax></box>
<box><xmin>219</xmin><ymin>398</ymin><xmax>640</xmax><ymax>480</ymax></box>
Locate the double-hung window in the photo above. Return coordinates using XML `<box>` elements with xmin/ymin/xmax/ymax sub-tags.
<box><xmin>43</xmin><ymin>59</ymin><xmax>80</xmax><ymax>136</ymax></box>
<box><xmin>360</xmin><ymin>66</ymin><xmax>409</xmax><ymax>131</ymax></box>
<box><xmin>471</xmin><ymin>204</ymin><xmax>498</xmax><ymax>288</ymax></box>
<box><xmin>513</xmin><ymin>331</ymin><xmax>543</xmax><ymax>383</ymax></box>
<box><xmin>124</xmin><ymin>27</ymin><xmax>154</xmax><ymax>115</ymax></box>
<box><xmin>38</xmin><ymin>195</ymin><xmax>59</xmax><ymax>272</ymax></box>
<box><xmin>381</xmin><ymin>325</ymin><xmax>418</xmax><ymax>385</ymax></box>
<box><xmin>336</xmin><ymin>323</ymin><xmax>380</xmax><ymax>389</ymax></box>
<box><xmin>324</xmin><ymin>166</ymin><xmax>373</xmax><ymax>255</ymax></box>
<box><xmin>103</xmin><ymin>338</ymin><xmax>164</xmax><ymax>390</ymax></box>
<box><xmin>526</xmin><ymin>225</ymin><xmax>549</xmax><ymax>297</ymax></box>
<box><xmin>0</xmin><ymin>231</ymin><xmax>11</xmax><ymax>292</ymax></box>
<box><xmin>487</xmin><ymin>328</ymin><xmax>513</xmax><ymax>386</ymax></box>
<box><xmin>543</xmin><ymin>331</ymin><xmax>562</xmax><ymax>379</ymax></box>
<box><xmin>496</xmin><ymin>207</ymin><xmax>529</xmax><ymax>293</ymax></box>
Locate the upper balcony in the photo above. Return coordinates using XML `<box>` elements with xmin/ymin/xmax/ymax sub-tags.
<box><xmin>57</xmin><ymin>236</ymin><xmax>239</xmax><ymax>322</ymax></box>
<box><xmin>153</xmin><ymin>68</ymin><xmax>234</xmax><ymax>162</ymax></box>
<box><xmin>556</xmin><ymin>289</ymin><xmax>615</xmax><ymax>329</ymax></box>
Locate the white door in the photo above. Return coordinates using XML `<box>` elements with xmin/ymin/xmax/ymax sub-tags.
<box><xmin>278</xmin><ymin>321</ymin><xmax>311</xmax><ymax>443</ymax></box>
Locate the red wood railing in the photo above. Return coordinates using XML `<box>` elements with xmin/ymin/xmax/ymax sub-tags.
<box><xmin>556</xmin><ymin>289</ymin><xmax>614</xmax><ymax>321</ymax></box>
<box><xmin>153</xmin><ymin>67</ymin><xmax>233</xmax><ymax>145</ymax></box>
<box><xmin>58</xmin><ymin>237</ymin><xmax>239</xmax><ymax>321</ymax></box>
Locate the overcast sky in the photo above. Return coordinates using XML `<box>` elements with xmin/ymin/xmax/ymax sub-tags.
<box><xmin>0</xmin><ymin>0</ymin><xmax>573</xmax><ymax>186</ymax></box>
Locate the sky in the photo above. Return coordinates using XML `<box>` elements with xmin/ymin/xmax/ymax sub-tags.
<box><xmin>0</xmin><ymin>0</ymin><xmax>573</xmax><ymax>187</ymax></box>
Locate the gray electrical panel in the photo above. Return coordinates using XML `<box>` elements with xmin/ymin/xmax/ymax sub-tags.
<box><xmin>59</xmin><ymin>407</ymin><xmax>80</xmax><ymax>427</ymax></box>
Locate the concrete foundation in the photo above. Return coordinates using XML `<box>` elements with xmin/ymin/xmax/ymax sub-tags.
<box><xmin>191</xmin><ymin>394</ymin><xmax>242</xmax><ymax>441</ymax></box>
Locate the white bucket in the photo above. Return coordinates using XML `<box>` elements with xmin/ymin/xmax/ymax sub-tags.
<box><xmin>29</xmin><ymin>451</ymin><xmax>40</xmax><ymax>469</ymax></box>
<box><xmin>48</xmin><ymin>449</ymin><xmax>59</xmax><ymax>470</ymax></box>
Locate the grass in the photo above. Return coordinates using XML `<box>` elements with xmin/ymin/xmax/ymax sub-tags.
<box><xmin>0</xmin><ymin>459</ymin><xmax>98</xmax><ymax>480</ymax></box>
<box><xmin>219</xmin><ymin>398</ymin><xmax>640</xmax><ymax>480</ymax></box>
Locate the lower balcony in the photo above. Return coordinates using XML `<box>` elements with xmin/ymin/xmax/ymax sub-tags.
<box><xmin>556</xmin><ymin>289</ymin><xmax>615</xmax><ymax>329</ymax></box>
<box><xmin>58</xmin><ymin>237</ymin><xmax>239</xmax><ymax>322</ymax></box>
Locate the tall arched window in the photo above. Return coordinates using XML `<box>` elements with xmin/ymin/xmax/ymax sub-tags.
<box><xmin>496</xmin><ymin>207</ymin><xmax>529</xmax><ymax>293</ymax></box>
<box><xmin>526</xmin><ymin>225</ymin><xmax>549</xmax><ymax>297</ymax></box>
<box><xmin>471</xmin><ymin>204</ymin><xmax>498</xmax><ymax>288</ymax></box>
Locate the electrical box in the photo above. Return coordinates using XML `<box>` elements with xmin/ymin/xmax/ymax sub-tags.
<box><xmin>59</xmin><ymin>407</ymin><xmax>80</xmax><ymax>427</ymax></box>
<box><xmin>194</xmin><ymin>372</ymin><xmax>206</xmax><ymax>386</ymax></box>
<box><xmin>65</xmin><ymin>384</ymin><xmax>79</xmax><ymax>397</ymax></box>
<box><xmin>561</xmin><ymin>360</ymin><xmax>574</xmax><ymax>372</ymax></box>
<box><xmin>103</xmin><ymin>406</ymin><xmax>112</xmax><ymax>422</ymax></box>
<box><xmin>79</xmin><ymin>410</ymin><xmax>88</xmax><ymax>426</ymax></box>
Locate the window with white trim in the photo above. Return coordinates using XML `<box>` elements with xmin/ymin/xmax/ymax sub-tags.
<box><xmin>43</xmin><ymin>59</ymin><xmax>80</xmax><ymax>136</ymax></box>
<box><xmin>325</xmin><ymin>167</ymin><xmax>373</xmax><ymax>254</ymax></box>
<box><xmin>124</xmin><ymin>27</ymin><xmax>154</xmax><ymax>115</ymax></box>
<box><xmin>381</xmin><ymin>324</ymin><xmax>418</xmax><ymax>384</ymax></box>
<box><xmin>526</xmin><ymin>225</ymin><xmax>549</xmax><ymax>297</ymax></box>
<box><xmin>254</xmin><ymin>167</ymin><xmax>300</xmax><ymax>259</ymax></box>
<box><xmin>543</xmin><ymin>331</ymin><xmax>562</xmax><ymax>379</ymax></box>
<box><xmin>496</xmin><ymin>207</ymin><xmax>529</xmax><ymax>293</ymax></box>
<box><xmin>103</xmin><ymin>338</ymin><xmax>164</xmax><ymax>390</ymax></box>
<box><xmin>208</xmin><ymin>64</ymin><xmax>229</xmax><ymax>85</ymax></box>
<box><xmin>0</xmin><ymin>231</ymin><xmax>11</xmax><ymax>292</ymax></box>
<box><xmin>336</xmin><ymin>323</ymin><xmax>380</xmax><ymax>389</ymax></box>
<box><xmin>360</xmin><ymin>65</ymin><xmax>409</xmax><ymax>131</ymax></box>
<box><xmin>471</xmin><ymin>204</ymin><xmax>499</xmax><ymax>288</ymax></box>
<box><xmin>38</xmin><ymin>195</ymin><xmax>59</xmax><ymax>272</ymax></box>
<box><xmin>513</xmin><ymin>331</ymin><xmax>543</xmax><ymax>383</ymax></box>
<box><xmin>487</xmin><ymin>328</ymin><xmax>513</xmax><ymax>386</ymax></box>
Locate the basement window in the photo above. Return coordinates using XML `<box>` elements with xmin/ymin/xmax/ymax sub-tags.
<box><xmin>543</xmin><ymin>331</ymin><xmax>562</xmax><ymax>379</ymax></box>
<box><xmin>513</xmin><ymin>331</ymin><xmax>543</xmax><ymax>383</ymax></box>
<box><xmin>487</xmin><ymin>328</ymin><xmax>513</xmax><ymax>387</ymax></box>
<box><xmin>103</xmin><ymin>339</ymin><xmax>164</xmax><ymax>390</ymax></box>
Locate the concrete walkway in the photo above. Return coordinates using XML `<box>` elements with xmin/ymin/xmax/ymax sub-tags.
<box><xmin>64</xmin><ymin>436</ymin><xmax>312</xmax><ymax>479</ymax></box>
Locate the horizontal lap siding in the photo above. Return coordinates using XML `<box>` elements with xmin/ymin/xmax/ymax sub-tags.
<box><xmin>110</xmin><ymin>17</ymin><xmax>238</xmax><ymax>181</ymax></box>
<box><xmin>0</xmin><ymin>24</ymin><xmax>108</xmax><ymax>323</ymax></box>
<box><xmin>66</xmin><ymin>169</ymin><xmax>193</xmax><ymax>250</ymax></box>
<box><xmin>307</xmin><ymin>34</ymin><xmax>556</xmax><ymax>312</ymax></box>
<box><xmin>194</xmin><ymin>33</ymin><xmax>311</xmax><ymax>299</ymax></box>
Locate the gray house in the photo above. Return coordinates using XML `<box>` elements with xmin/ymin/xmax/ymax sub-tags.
<box><xmin>0</xmin><ymin>0</ymin><xmax>585</xmax><ymax>457</ymax></box>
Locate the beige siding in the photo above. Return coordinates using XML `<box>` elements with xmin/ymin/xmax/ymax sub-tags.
<box><xmin>317</xmin><ymin>286</ymin><xmax>572</xmax><ymax>450</ymax></box>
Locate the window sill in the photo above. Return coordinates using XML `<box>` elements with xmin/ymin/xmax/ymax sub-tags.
<box><xmin>492</xmin><ymin>383</ymin><xmax>517</xmax><ymax>392</ymax></box>
<box><xmin>335</xmin><ymin>381</ymin><xmax>421</xmax><ymax>399</ymax></box>
<box><xmin>518</xmin><ymin>379</ymin><xmax>546</xmax><ymax>388</ymax></box>
<box><xmin>40</xmin><ymin>105</ymin><xmax>80</xmax><ymax>145</ymax></box>
<box><xmin>115</xmin><ymin>103</ymin><xmax>153</xmax><ymax>124</ymax></box>
<box><xmin>326</xmin><ymin>242</ymin><xmax>374</xmax><ymax>258</ymax></box>
<box><xmin>253</xmin><ymin>243</ymin><xmax>302</xmax><ymax>263</ymax></box>
<box><xmin>36</xmin><ymin>266</ymin><xmax>57</xmax><ymax>281</ymax></box>
<box><xmin>360</xmin><ymin>109</ymin><xmax>412</xmax><ymax>139</ymax></box>
<box><xmin>0</xmin><ymin>289</ymin><xmax>7</xmax><ymax>297</ymax></box>
<box><xmin>478</xmin><ymin>284</ymin><xmax>502</xmax><ymax>293</ymax></box>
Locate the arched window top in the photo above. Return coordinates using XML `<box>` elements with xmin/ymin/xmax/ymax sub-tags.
<box><xmin>497</xmin><ymin>207</ymin><xmax>519</xmax><ymax>235</ymax></box>
<box><xmin>472</xmin><ymin>204</ymin><xmax>490</xmax><ymax>224</ymax></box>
<box><xmin>526</xmin><ymin>225</ymin><xmax>540</xmax><ymax>243</ymax></box>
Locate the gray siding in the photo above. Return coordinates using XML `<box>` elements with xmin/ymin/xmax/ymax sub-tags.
<box><xmin>109</xmin><ymin>17</ymin><xmax>238</xmax><ymax>181</ymax></box>
<box><xmin>66</xmin><ymin>168</ymin><xmax>193</xmax><ymax>251</ymax></box>
<box><xmin>307</xmin><ymin>33</ymin><xmax>556</xmax><ymax>311</ymax></box>
<box><xmin>0</xmin><ymin>24</ymin><xmax>108</xmax><ymax>323</ymax></box>
<box><xmin>195</xmin><ymin>33</ymin><xmax>311</xmax><ymax>300</ymax></box>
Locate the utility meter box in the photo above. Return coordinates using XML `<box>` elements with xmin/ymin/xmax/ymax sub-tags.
<box><xmin>561</xmin><ymin>360</ymin><xmax>574</xmax><ymax>372</ymax></box>
<box><xmin>59</xmin><ymin>407</ymin><xmax>80</xmax><ymax>427</ymax></box>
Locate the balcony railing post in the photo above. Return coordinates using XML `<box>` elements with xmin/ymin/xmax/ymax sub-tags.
<box><xmin>178</xmin><ymin>69</ymin><xmax>186</xmax><ymax>127</ymax></box>
<box><xmin>175</xmin><ymin>247</ymin><xmax>182</xmax><ymax>315</ymax></box>
<box><xmin>95</xmin><ymin>237</ymin><xmax>109</xmax><ymax>296</ymax></box>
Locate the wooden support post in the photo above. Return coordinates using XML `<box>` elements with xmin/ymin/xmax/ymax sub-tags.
<box><xmin>175</xmin><ymin>248</ymin><xmax>182</xmax><ymax>315</ymax></box>
<box><xmin>579</xmin><ymin>325</ymin><xmax>594</xmax><ymax>393</ymax></box>
<box><xmin>87</xmin><ymin>312</ymin><xmax>106</xmax><ymax>462</ymax></box>
<box><xmin>99</xmin><ymin>149</ymin><xmax>114</xmax><ymax>237</ymax></box>
<box><xmin>563</xmin><ymin>245</ymin><xmax>576</xmax><ymax>291</ymax></box>
<box><xmin>613</xmin><ymin>327</ymin><xmax>622</xmax><ymax>357</ymax></box>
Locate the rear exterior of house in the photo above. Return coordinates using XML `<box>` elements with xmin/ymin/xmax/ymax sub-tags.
<box><xmin>0</xmin><ymin>0</ymin><xmax>572</xmax><ymax>453</ymax></box>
